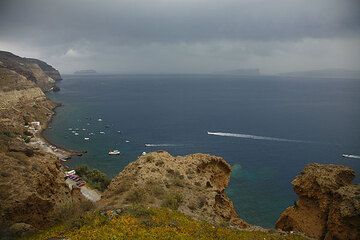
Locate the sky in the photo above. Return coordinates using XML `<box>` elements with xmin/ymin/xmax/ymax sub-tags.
<box><xmin>0</xmin><ymin>0</ymin><xmax>359</xmax><ymax>74</ymax></box>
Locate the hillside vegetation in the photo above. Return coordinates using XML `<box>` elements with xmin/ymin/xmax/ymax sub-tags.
<box><xmin>23</xmin><ymin>206</ymin><xmax>308</xmax><ymax>240</ymax></box>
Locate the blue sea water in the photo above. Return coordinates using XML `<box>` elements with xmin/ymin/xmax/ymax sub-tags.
<box><xmin>44</xmin><ymin>74</ymin><xmax>360</xmax><ymax>228</ymax></box>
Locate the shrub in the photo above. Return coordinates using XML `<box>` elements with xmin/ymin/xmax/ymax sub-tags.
<box><xmin>75</xmin><ymin>165</ymin><xmax>111</xmax><ymax>192</ymax></box>
<box><xmin>125</xmin><ymin>188</ymin><xmax>146</xmax><ymax>204</ymax></box>
<box><xmin>161</xmin><ymin>193</ymin><xmax>183</xmax><ymax>210</ymax></box>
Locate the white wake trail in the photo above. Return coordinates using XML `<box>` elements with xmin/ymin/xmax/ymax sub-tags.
<box><xmin>207</xmin><ymin>131</ymin><xmax>309</xmax><ymax>143</ymax></box>
<box><xmin>145</xmin><ymin>144</ymin><xmax>180</xmax><ymax>147</ymax></box>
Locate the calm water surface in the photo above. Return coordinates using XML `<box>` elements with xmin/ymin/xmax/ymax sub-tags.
<box><xmin>44</xmin><ymin>74</ymin><xmax>360</xmax><ymax>227</ymax></box>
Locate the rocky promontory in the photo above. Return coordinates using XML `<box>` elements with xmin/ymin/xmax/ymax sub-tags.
<box><xmin>0</xmin><ymin>51</ymin><xmax>86</xmax><ymax>236</ymax></box>
<box><xmin>0</xmin><ymin>51</ymin><xmax>61</xmax><ymax>92</ymax></box>
<box><xmin>276</xmin><ymin>163</ymin><xmax>360</xmax><ymax>240</ymax></box>
<box><xmin>100</xmin><ymin>151</ymin><xmax>249</xmax><ymax>228</ymax></box>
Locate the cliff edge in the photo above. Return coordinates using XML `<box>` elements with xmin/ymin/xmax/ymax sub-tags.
<box><xmin>99</xmin><ymin>151</ymin><xmax>249</xmax><ymax>228</ymax></box>
<box><xmin>0</xmin><ymin>51</ymin><xmax>85</xmax><ymax>237</ymax></box>
<box><xmin>0</xmin><ymin>51</ymin><xmax>61</xmax><ymax>92</ymax></box>
<box><xmin>276</xmin><ymin>163</ymin><xmax>360</xmax><ymax>240</ymax></box>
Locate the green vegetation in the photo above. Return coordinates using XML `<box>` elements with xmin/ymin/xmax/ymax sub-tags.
<box><xmin>75</xmin><ymin>165</ymin><xmax>111</xmax><ymax>192</ymax></box>
<box><xmin>24</xmin><ymin>136</ymin><xmax>31</xmax><ymax>143</ymax></box>
<box><xmin>0</xmin><ymin>131</ymin><xmax>14</xmax><ymax>138</ymax></box>
<box><xmin>126</xmin><ymin>188</ymin><xmax>147</xmax><ymax>204</ymax></box>
<box><xmin>23</xmin><ymin>206</ymin><xmax>308</xmax><ymax>240</ymax></box>
<box><xmin>161</xmin><ymin>193</ymin><xmax>183</xmax><ymax>210</ymax></box>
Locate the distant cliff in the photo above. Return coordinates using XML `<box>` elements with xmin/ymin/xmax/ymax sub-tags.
<box><xmin>0</xmin><ymin>51</ymin><xmax>62</xmax><ymax>92</ymax></box>
<box><xmin>214</xmin><ymin>68</ymin><xmax>260</xmax><ymax>75</ymax></box>
<box><xmin>277</xmin><ymin>69</ymin><xmax>360</xmax><ymax>79</ymax></box>
<box><xmin>73</xmin><ymin>69</ymin><xmax>97</xmax><ymax>75</ymax></box>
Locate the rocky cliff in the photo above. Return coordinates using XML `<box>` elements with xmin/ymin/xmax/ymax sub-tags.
<box><xmin>0</xmin><ymin>51</ymin><xmax>61</xmax><ymax>92</ymax></box>
<box><xmin>276</xmin><ymin>163</ymin><xmax>360</xmax><ymax>240</ymax></box>
<box><xmin>99</xmin><ymin>151</ymin><xmax>249</xmax><ymax>228</ymax></box>
<box><xmin>0</xmin><ymin>51</ymin><xmax>85</xmax><ymax>236</ymax></box>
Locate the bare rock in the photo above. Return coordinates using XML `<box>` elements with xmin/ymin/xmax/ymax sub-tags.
<box><xmin>276</xmin><ymin>163</ymin><xmax>359</xmax><ymax>239</ymax></box>
<box><xmin>99</xmin><ymin>151</ymin><xmax>249</xmax><ymax>228</ymax></box>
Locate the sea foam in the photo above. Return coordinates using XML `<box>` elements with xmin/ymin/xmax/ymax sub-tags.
<box><xmin>207</xmin><ymin>131</ymin><xmax>309</xmax><ymax>143</ymax></box>
<box><xmin>145</xmin><ymin>144</ymin><xmax>180</xmax><ymax>147</ymax></box>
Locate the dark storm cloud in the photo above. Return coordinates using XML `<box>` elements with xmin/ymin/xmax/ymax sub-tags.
<box><xmin>0</xmin><ymin>0</ymin><xmax>359</xmax><ymax>45</ymax></box>
<box><xmin>0</xmin><ymin>0</ymin><xmax>359</xmax><ymax>73</ymax></box>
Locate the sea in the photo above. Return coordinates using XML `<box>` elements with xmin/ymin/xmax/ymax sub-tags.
<box><xmin>44</xmin><ymin>74</ymin><xmax>360</xmax><ymax>228</ymax></box>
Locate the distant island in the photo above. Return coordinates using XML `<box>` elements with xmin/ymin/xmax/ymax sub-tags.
<box><xmin>73</xmin><ymin>69</ymin><xmax>98</xmax><ymax>75</ymax></box>
<box><xmin>213</xmin><ymin>68</ymin><xmax>260</xmax><ymax>76</ymax></box>
<box><xmin>277</xmin><ymin>68</ymin><xmax>360</xmax><ymax>79</ymax></box>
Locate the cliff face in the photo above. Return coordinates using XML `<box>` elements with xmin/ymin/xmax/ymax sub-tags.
<box><xmin>26</xmin><ymin>58</ymin><xmax>62</xmax><ymax>81</ymax></box>
<box><xmin>0</xmin><ymin>51</ymin><xmax>61</xmax><ymax>92</ymax></box>
<box><xmin>99</xmin><ymin>151</ymin><xmax>249</xmax><ymax>228</ymax></box>
<box><xmin>0</xmin><ymin>52</ymin><xmax>84</xmax><ymax>234</ymax></box>
<box><xmin>276</xmin><ymin>163</ymin><xmax>360</xmax><ymax>240</ymax></box>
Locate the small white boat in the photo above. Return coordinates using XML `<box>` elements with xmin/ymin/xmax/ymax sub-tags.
<box><xmin>142</xmin><ymin>152</ymin><xmax>146</xmax><ymax>156</ymax></box>
<box><xmin>98</xmin><ymin>118</ymin><xmax>103</xmax><ymax>122</ymax></box>
<box><xmin>65</xmin><ymin>170</ymin><xmax>76</xmax><ymax>176</ymax></box>
<box><xmin>125</xmin><ymin>140</ymin><xmax>130</xmax><ymax>143</ymax></box>
<box><xmin>82</xmin><ymin>128</ymin><xmax>86</xmax><ymax>131</ymax></box>
<box><xmin>74</xmin><ymin>133</ymin><xmax>79</xmax><ymax>136</ymax></box>
<box><xmin>109</xmin><ymin>150</ymin><xmax>121</xmax><ymax>155</ymax></box>
<box><xmin>84</xmin><ymin>137</ymin><xmax>90</xmax><ymax>140</ymax></box>
<box><xmin>100</xmin><ymin>131</ymin><xmax>105</xmax><ymax>134</ymax></box>
<box><xmin>68</xmin><ymin>128</ymin><xmax>73</xmax><ymax>131</ymax></box>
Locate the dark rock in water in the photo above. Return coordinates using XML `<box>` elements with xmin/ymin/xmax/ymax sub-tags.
<box><xmin>52</xmin><ymin>86</ymin><xmax>60</xmax><ymax>92</ymax></box>
<box><xmin>276</xmin><ymin>163</ymin><xmax>360</xmax><ymax>240</ymax></box>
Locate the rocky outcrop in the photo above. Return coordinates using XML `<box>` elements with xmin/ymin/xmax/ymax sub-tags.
<box><xmin>0</xmin><ymin>51</ymin><xmax>61</xmax><ymax>91</ymax></box>
<box><xmin>99</xmin><ymin>151</ymin><xmax>249</xmax><ymax>228</ymax></box>
<box><xmin>276</xmin><ymin>163</ymin><xmax>360</xmax><ymax>240</ymax></box>
<box><xmin>26</xmin><ymin>58</ymin><xmax>62</xmax><ymax>81</ymax></box>
<box><xmin>0</xmin><ymin>51</ymin><xmax>85</xmax><ymax>235</ymax></box>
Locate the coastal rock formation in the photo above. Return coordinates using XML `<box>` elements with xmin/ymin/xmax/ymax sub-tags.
<box><xmin>0</xmin><ymin>50</ymin><xmax>61</xmax><ymax>91</ymax></box>
<box><xmin>0</xmin><ymin>51</ymin><xmax>85</xmax><ymax>234</ymax></box>
<box><xmin>99</xmin><ymin>151</ymin><xmax>249</xmax><ymax>228</ymax></box>
<box><xmin>276</xmin><ymin>163</ymin><xmax>360</xmax><ymax>240</ymax></box>
<box><xmin>26</xmin><ymin>58</ymin><xmax>62</xmax><ymax>81</ymax></box>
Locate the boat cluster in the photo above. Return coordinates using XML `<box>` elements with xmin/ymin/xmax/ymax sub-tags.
<box><xmin>67</xmin><ymin>117</ymin><xmax>130</xmax><ymax>156</ymax></box>
<box><xmin>65</xmin><ymin>170</ymin><xmax>86</xmax><ymax>188</ymax></box>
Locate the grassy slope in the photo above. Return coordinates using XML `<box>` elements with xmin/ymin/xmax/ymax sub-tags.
<box><xmin>24</xmin><ymin>206</ymin><xmax>308</xmax><ymax>240</ymax></box>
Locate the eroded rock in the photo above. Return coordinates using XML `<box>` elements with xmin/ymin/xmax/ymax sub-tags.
<box><xmin>276</xmin><ymin>163</ymin><xmax>360</xmax><ymax>240</ymax></box>
<box><xmin>99</xmin><ymin>151</ymin><xmax>249</xmax><ymax>228</ymax></box>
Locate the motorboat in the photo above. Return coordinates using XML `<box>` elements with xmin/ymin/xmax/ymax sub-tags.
<box><xmin>109</xmin><ymin>150</ymin><xmax>121</xmax><ymax>155</ymax></box>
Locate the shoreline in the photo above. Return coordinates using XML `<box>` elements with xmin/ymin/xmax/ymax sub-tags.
<box><xmin>37</xmin><ymin>95</ymin><xmax>86</xmax><ymax>161</ymax></box>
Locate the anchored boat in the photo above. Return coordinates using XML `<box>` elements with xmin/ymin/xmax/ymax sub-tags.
<box><xmin>108</xmin><ymin>150</ymin><xmax>121</xmax><ymax>155</ymax></box>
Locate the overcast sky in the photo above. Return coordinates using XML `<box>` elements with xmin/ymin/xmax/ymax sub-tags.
<box><xmin>0</xmin><ymin>0</ymin><xmax>359</xmax><ymax>74</ymax></box>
